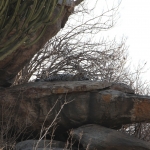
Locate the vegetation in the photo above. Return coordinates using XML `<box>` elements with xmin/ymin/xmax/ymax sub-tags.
<box><xmin>1</xmin><ymin>0</ymin><xmax>150</xmax><ymax>149</ymax></box>
<box><xmin>0</xmin><ymin>0</ymin><xmax>65</xmax><ymax>60</ymax></box>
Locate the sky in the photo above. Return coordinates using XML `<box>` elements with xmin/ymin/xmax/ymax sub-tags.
<box><xmin>117</xmin><ymin>0</ymin><xmax>150</xmax><ymax>63</ymax></box>
<box><xmin>117</xmin><ymin>0</ymin><xmax>150</xmax><ymax>81</ymax></box>
<box><xmin>89</xmin><ymin>0</ymin><xmax>150</xmax><ymax>81</ymax></box>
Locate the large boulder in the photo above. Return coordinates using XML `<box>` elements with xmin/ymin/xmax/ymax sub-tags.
<box><xmin>0</xmin><ymin>81</ymin><xmax>150</xmax><ymax>132</ymax></box>
<box><xmin>71</xmin><ymin>124</ymin><xmax>150</xmax><ymax>150</ymax></box>
<box><xmin>16</xmin><ymin>140</ymin><xmax>67</xmax><ymax>150</ymax></box>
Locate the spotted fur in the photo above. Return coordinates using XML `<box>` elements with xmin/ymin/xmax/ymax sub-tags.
<box><xmin>35</xmin><ymin>71</ymin><xmax>89</xmax><ymax>82</ymax></box>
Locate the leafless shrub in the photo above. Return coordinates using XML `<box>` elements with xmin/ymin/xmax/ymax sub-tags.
<box><xmin>11</xmin><ymin>0</ymin><xmax>150</xmax><ymax>144</ymax></box>
<box><xmin>119</xmin><ymin>62</ymin><xmax>150</xmax><ymax>142</ymax></box>
<box><xmin>34</xmin><ymin>96</ymin><xmax>74</xmax><ymax>150</ymax></box>
<box><xmin>13</xmin><ymin>1</ymin><xmax>126</xmax><ymax>85</ymax></box>
<box><xmin>0</xmin><ymin>101</ymin><xmax>30</xmax><ymax>150</ymax></box>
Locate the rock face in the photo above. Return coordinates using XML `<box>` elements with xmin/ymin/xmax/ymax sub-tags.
<box><xmin>72</xmin><ymin>124</ymin><xmax>150</xmax><ymax>150</ymax></box>
<box><xmin>16</xmin><ymin>140</ymin><xmax>67</xmax><ymax>150</ymax></box>
<box><xmin>1</xmin><ymin>81</ymin><xmax>150</xmax><ymax>149</ymax></box>
<box><xmin>0</xmin><ymin>81</ymin><xmax>150</xmax><ymax>131</ymax></box>
<box><xmin>15</xmin><ymin>124</ymin><xmax>150</xmax><ymax>150</ymax></box>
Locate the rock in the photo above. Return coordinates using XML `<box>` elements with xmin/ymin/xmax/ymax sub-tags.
<box><xmin>16</xmin><ymin>140</ymin><xmax>67</xmax><ymax>150</ymax></box>
<box><xmin>0</xmin><ymin>81</ymin><xmax>150</xmax><ymax>131</ymax></box>
<box><xmin>10</xmin><ymin>80</ymin><xmax>113</xmax><ymax>95</ymax></box>
<box><xmin>18</xmin><ymin>148</ymin><xmax>68</xmax><ymax>150</ymax></box>
<box><xmin>15</xmin><ymin>139</ymin><xmax>82</xmax><ymax>150</ymax></box>
<box><xmin>8</xmin><ymin>80</ymin><xmax>134</xmax><ymax>95</ymax></box>
<box><xmin>71</xmin><ymin>124</ymin><xmax>150</xmax><ymax>150</ymax></box>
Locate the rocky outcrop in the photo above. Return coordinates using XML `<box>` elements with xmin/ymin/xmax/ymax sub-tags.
<box><xmin>0</xmin><ymin>81</ymin><xmax>150</xmax><ymax>131</ymax></box>
<box><xmin>15</xmin><ymin>124</ymin><xmax>150</xmax><ymax>150</ymax></box>
<box><xmin>1</xmin><ymin>81</ymin><xmax>150</xmax><ymax>149</ymax></box>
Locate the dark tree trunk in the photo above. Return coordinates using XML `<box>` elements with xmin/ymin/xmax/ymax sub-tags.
<box><xmin>0</xmin><ymin>6</ymin><xmax>71</xmax><ymax>87</ymax></box>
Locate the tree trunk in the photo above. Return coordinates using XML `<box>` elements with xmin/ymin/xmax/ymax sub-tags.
<box><xmin>0</xmin><ymin>6</ymin><xmax>71</xmax><ymax>87</ymax></box>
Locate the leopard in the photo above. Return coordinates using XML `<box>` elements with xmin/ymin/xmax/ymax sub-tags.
<box><xmin>35</xmin><ymin>70</ymin><xmax>89</xmax><ymax>82</ymax></box>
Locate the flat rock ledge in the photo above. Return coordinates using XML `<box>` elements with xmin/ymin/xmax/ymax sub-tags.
<box><xmin>0</xmin><ymin>81</ymin><xmax>150</xmax><ymax>130</ymax></box>
<box><xmin>7</xmin><ymin>81</ymin><xmax>135</xmax><ymax>96</ymax></box>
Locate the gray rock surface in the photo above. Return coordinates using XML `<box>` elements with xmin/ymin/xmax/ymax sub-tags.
<box><xmin>19</xmin><ymin>148</ymin><xmax>68</xmax><ymax>150</ymax></box>
<box><xmin>1</xmin><ymin>81</ymin><xmax>150</xmax><ymax>150</ymax></box>
<box><xmin>72</xmin><ymin>124</ymin><xmax>150</xmax><ymax>150</ymax></box>
<box><xmin>16</xmin><ymin>140</ymin><xmax>67</xmax><ymax>150</ymax></box>
<box><xmin>0</xmin><ymin>81</ymin><xmax>150</xmax><ymax>131</ymax></box>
